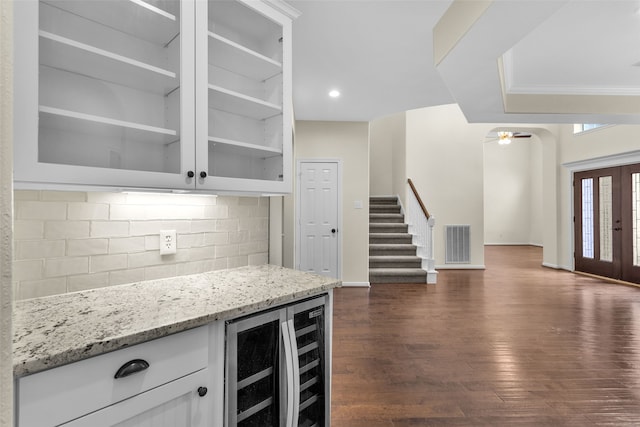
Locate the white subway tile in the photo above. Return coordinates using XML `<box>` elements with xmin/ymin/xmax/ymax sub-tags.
<box><xmin>109</xmin><ymin>237</ymin><xmax>146</xmax><ymax>254</ymax></box>
<box><xmin>217</xmin><ymin>196</ymin><xmax>239</xmax><ymax>206</ymax></box>
<box><xmin>145</xmin><ymin>205</ymin><xmax>205</xmax><ymax>220</ymax></box>
<box><xmin>248</xmin><ymin>253</ymin><xmax>269</xmax><ymax>265</ymax></box>
<box><xmin>216</xmin><ymin>219</ymin><xmax>238</xmax><ymax>232</ymax></box>
<box><xmin>17</xmin><ymin>201</ymin><xmax>67</xmax><ymax>220</ymax></box>
<box><xmin>239</xmin><ymin>218</ymin><xmax>268</xmax><ymax>232</ymax></box>
<box><xmin>87</xmin><ymin>192</ymin><xmax>127</xmax><ymax>204</ymax></box>
<box><xmin>250</xmin><ymin>229</ymin><xmax>269</xmax><ymax>242</ymax></box>
<box><xmin>160</xmin><ymin>220</ymin><xmax>191</xmax><ymax>233</ymax></box>
<box><xmin>229</xmin><ymin>230</ymin><xmax>250</xmax><ymax>244</ymax></box>
<box><xmin>45</xmin><ymin>221</ymin><xmax>91</xmax><ymax>239</ymax></box>
<box><xmin>204</xmin><ymin>232</ymin><xmax>229</xmax><ymax>246</ymax></box>
<box><xmin>68</xmin><ymin>273</ymin><xmax>109</xmax><ymax>292</ymax></box>
<box><xmin>178</xmin><ymin>233</ymin><xmax>205</xmax><ymax>248</ymax></box>
<box><xmin>68</xmin><ymin>203</ymin><xmax>109</xmax><ymax>220</ymax></box>
<box><xmin>128</xmin><ymin>251</ymin><xmax>163</xmax><ymax>268</ymax></box>
<box><xmin>130</xmin><ymin>220</ymin><xmax>163</xmax><ymax>236</ymax></box>
<box><xmin>109</xmin><ymin>268</ymin><xmax>146</xmax><ymax>286</ymax></box>
<box><xmin>215</xmin><ymin>244</ymin><xmax>239</xmax><ymax>259</ymax></box>
<box><xmin>175</xmin><ymin>260</ymin><xmax>210</xmax><ymax>276</ymax></box>
<box><xmin>90</xmin><ymin>254</ymin><xmax>128</xmax><ymax>273</ymax></box>
<box><xmin>145</xmin><ymin>264</ymin><xmax>177</xmax><ymax>281</ymax></box>
<box><xmin>67</xmin><ymin>239</ymin><xmax>109</xmax><ymax>256</ymax></box>
<box><xmin>91</xmin><ymin>221</ymin><xmax>130</xmax><ymax>238</ymax></box>
<box><xmin>238</xmin><ymin>197</ymin><xmax>260</xmax><ymax>206</ymax></box>
<box><xmin>228</xmin><ymin>205</ymin><xmax>258</xmax><ymax>219</ymax></box>
<box><xmin>110</xmin><ymin>204</ymin><xmax>147</xmax><ymax>220</ymax></box>
<box><xmin>239</xmin><ymin>240</ymin><xmax>268</xmax><ymax>255</ymax></box>
<box><xmin>191</xmin><ymin>220</ymin><xmax>217</xmax><ymax>233</ymax></box>
<box><xmin>45</xmin><ymin>257</ymin><xmax>89</xmax><ymax>278</ymax></box>
<box><xmin>212</xmin><ymin>258</ymin><xmax>228</xmax><ymax>271</ymax></box>
<box><xmin>41</xmin><ymin>191</ymin><xmax>86</xmax><ymax>202</ymax></box>
<box><xmin>227</xmin><ymin>255</ymin><xmax>248</xmax><ymax>269</ymax></box>
<box><xmin>18</xmin><ymin>277</ymin><xmax>67</xmax><ymax>300</ymax></box>
<box><xmin>15</xmin><ymin>240</ymin><xmax>65</xmax><ymax>260</ymax></box>
<box><xmin>13</xmin><ymin>260</ymin><xmax>43</xmax><ymax>281</ymax></box>
<box><xmin>13</xmin><ymin>220</ymin><xmax>44</xmax><ymax>240</ymax></box>
<box><xmin>14</xmin><ymin>190</ymin><xmax>40</xmax><ymax>201</ymax></box>
<box><xmin>204</xmin><ymin>205</ymin><xmax>229</xmax><ymax>219</ymax></box>
<box><xmin>188</xmin><ymin>246</ymin><xmax>216</xmax><ymax>261</ymax></box>
<box><xmin>145</xmin><ymin>235</ymin><xmax>160</xmax><ymax>250</ymax></box>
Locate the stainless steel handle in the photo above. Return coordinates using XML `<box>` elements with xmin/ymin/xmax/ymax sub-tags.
<box><xmin>281</xmin><ymin>321</ymin><xmax>295</xmax><ymax>427</ymax></box>
<box><xmin>287</xmin><ymin>319</ymin><xmax>300</xmax><ymax>427</ymax></box>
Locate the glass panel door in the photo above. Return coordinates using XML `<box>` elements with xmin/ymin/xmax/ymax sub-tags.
<box><xmin>289</xmin><ymin>297</ymin><xmax>328</xmax><ymax>427</ymax></box>
<box><xmin>574</xmin><ymin>167</ymin><xmax>621</xmax><ymax>279</ymax></box>
<box><xmin>226</xmin><ymin>310</ymin><xmax>283</xmax><ymax>427</ymax></box>
<box><xmin>37</xmin><ymin>0</ymin><xmax>183</xmax><ymax>174</ymax></box>
<box><xmin>621</xmin><ymin>164</ymin><xmax>640</xmax><ymax>283</ymax></box>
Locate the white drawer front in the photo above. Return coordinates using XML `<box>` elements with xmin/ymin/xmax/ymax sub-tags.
<box><xmin>18</xmin><ymin>326</ymin><xmax>208</xmax><ymax>427</ymax></box>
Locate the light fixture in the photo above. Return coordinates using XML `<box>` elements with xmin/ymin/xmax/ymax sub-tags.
<box><xmin>497</xmin><ymin>131</ymin><xmax>513</xmax><ymax>145</ymax></box>
<box><xmin>329</xmin><ymin>89</ymin><xmax>340</xmax><ymax>98</ymax></box>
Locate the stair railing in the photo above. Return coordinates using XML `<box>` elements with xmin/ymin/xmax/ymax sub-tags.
<box><xmin>406</xmin><ymin>179</ymin><xmax>437</xmax><ymax>284</ymax></box>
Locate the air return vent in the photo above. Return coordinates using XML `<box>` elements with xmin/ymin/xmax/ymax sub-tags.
<box><xmin>445</xmin><ymin>225</ymin><xmax>470</xmax><ymax>264</ymax></box>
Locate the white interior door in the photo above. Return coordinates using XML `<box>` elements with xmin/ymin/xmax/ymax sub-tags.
<box><xmin>297</xmin><ymin>161</ymin><xmax>340</xmax><ymax>278</ymax></box>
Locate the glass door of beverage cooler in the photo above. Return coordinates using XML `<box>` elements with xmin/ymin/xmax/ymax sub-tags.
<box><xmin>288</xmin><ymin>297</ymin><xmax>329</xmax><ymax>427</ymax></box>
<box><xmin>226</xmin><ymin>309</ymin><xmax>284</xmax><ymax>427</ymax></box>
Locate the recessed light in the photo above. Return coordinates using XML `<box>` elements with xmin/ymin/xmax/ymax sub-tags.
<box><xmin>329</xmin><ymin>90</ymin><xmax>341</xmax><ymax>98</ymax></box>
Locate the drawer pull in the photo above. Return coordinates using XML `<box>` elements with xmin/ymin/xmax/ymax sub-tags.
<box><xmin>198</xmin><ymin>386</ymin><xmax>208</xmax><ymax>397</ymax></box>
<box><xmin>114</xmin><ymin>359</ymin><xmax>150</xmax><ymax>379</ymax></box>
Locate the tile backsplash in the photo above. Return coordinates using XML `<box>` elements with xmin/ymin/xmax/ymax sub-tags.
<box><xmin>13</xmin><ymin>190</ymin><xmax>269</xmax><ymax>300</ymax></box>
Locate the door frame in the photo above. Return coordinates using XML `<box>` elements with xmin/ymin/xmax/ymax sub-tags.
<box><xmin>295</xmin><ymin>159</ymin><xmax>342</xmax><ymax>279</ymax></box>
<box><xmin>565</xmin><ymin>149</ymin><xmax>640</xmax><ymax>272</ymax></box>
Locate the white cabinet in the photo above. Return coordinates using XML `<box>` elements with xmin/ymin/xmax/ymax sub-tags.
<box><xmin>17</xmin><ymin>326</ymin><xmax>210</xmax><ymax>427</ymax></box>
<box><xmin>13</xmin><ymin>0</ymin><xmax>298</xmax><ymax>194</ymax></box>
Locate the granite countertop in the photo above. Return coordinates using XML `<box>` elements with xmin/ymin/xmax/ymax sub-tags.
<box><xmin>13</xmin><ymin>265</ymin><xmax>341</xmax><ymax>377</ymax></box>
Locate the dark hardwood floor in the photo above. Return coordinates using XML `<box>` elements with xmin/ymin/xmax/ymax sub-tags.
<box><xmin>331</xmin><ymin>245</ymin><xmax>640</xmax><ymax>426</ymax></box>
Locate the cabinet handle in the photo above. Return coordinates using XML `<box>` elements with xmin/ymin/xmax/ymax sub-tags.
<box><xmin>200</xmin><ymin>171</ymin><xmax>207</xmax><ymax>178</ymax></box>
<box><xmin>281</xmin><ymin>320</ymin><xmax>300</xmax><ymax>427</ymax></box>
<box><xmin>197</xmin><ymin>386</ymin><xmax>208</xmax><ymax>397</ymax></box>
<box><xmin>114</xmin><ymin>359</ymin><xmax>149</xmax><ymax>379</ymax></box>
<box><xmin>187</xmin><ymin>171</ymin><xmax>195</xmax><ymax>178</ymax></box>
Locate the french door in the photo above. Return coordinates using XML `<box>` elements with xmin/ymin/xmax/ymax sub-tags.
<box><xmin>574</xmin><ymin>164</ymin><xmax>640</xmax><ymax>283</ymax></box>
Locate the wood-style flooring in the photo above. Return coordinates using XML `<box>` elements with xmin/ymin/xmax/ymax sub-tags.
<box><xmin>331</xmin><ymin>245</ymin><xmax>640</xmax><ymax>426</ymax></box>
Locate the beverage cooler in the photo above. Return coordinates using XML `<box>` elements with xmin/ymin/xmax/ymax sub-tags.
<box><xmin>225</xmin><ymin>295</ymin><xmax>329</xmax><ymax>427</ymax></box>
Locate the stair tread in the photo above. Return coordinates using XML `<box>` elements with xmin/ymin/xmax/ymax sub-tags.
<box><xmin>369</xmin><ymin>268</ymin><xmax>427</xmax><ymax>275</ymax></box>
<box><xmin>370</xmin><ymin>243</ymin><xmax>416</xmax><ymax>248</ymax></box>
<box><xmin>370</xmin><ymin>232</ymin><xmax>411</xmax><ymax>237</ymax></box>
<box><xmin>369</xmin><ymin>255</ymin><xmax>421</xmax><ymax>260</ymax></box>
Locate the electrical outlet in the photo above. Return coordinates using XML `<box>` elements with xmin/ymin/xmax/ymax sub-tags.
<box><xmin>159</xmin><ymin>230</ymin><xmax>177</xmax><ymax>255</ymax></box>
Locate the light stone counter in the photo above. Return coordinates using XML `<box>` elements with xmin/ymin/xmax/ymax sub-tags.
<box><xmin>13</xmin><ymin>265</ymin><xmax>341</xmax><ymax>377</ymax></box>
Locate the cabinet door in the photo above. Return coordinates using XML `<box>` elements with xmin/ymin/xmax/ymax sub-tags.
<box><xmin>60</xmin><ymin>369</ymin><xmax>210</xmax><ymax>427</ymax></box>
<box><xmin>194</xmin><ymin>0</ymin><xmax>293</xmax><ymax>193</ymax></box>
<box><xmin>13</xmin><ymin>0</ymin><xmax>196</xmax><ymax>190</ymax></box>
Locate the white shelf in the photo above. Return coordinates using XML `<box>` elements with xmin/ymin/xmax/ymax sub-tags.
<box><xmin>208</xmin><ymin>85</ymin><xmax>281</xmax><ymax>120</ymax></box>
<box><xmin>40</xmin><ymin>31</ymin><xmax>177</xmax><ymax>94</ymax></box>
<box><xmin>208</xmin><ymin>32</ymin><xmax>281</xmax><ymax>81</ymax></box>
<box><xmin>208</xmin><ymin>136</ymin><xmax>282</xmax><ymax>158</ymax></box>
<box><xmin>39</xmin><ymin>106</ymin><xmax>178</xmax><ymax>145</ymax></box>
<box><xmin>42</xmin><ymin>0</ymin><xmax>178</xmax><ymax>45</ymax></box>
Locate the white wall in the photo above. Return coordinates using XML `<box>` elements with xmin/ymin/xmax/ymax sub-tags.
<box><xmin>0</xmin><ymin>0</ymin><xmax>13</xmax><ymax>423</ymax></box>
<box><xmin>284</xmin><ymin>120</ymin><xmax>370</xmax><ymax>285</ymax></box>
<box><xmin>483</xmin><ymin>135</ymin><xmax>543</xmax><ymax>246</ymax></box>
<box><xmin>370</xmin><ymin>112</ymin><xmax>406</xmax><ymax>198</ymax></box>
<box><xmin>12</xmin><ymin>190</ymin><xmax>269</xmax><ymax>299</ymax></box>
<box><xmin>406</xmin><ymin>105</ymin><xmax>490</xmax><ymax>268</ymax></box>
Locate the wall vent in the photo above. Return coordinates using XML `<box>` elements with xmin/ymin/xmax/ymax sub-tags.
<box><xmin>445</xmin><ymin>225</ymin><xmax>471</xmax><ymax>264</ymax></box>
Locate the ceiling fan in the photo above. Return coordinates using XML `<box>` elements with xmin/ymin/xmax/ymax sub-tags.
<box><xmin>485</xmin><ymin>131</ymin><xmax>532</xmax><ymax>145</ymax></box>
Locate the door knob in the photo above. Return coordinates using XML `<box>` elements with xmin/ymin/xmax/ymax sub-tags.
<box><xmin>187</xmin><ymin>171</ymin><xmax>195</xmax><ymax>178</ymax></box>
<box><xmin>200</xmin><ymin>171</ymin><xmax>207</xmax><ymax>178</ymax></box>
<box><xmin>331</xmin><ymin>229</ymin><xmax>337</xmax><ymax>234</ymax></box>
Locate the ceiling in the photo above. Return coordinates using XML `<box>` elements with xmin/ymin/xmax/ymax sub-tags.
<box><xmin>289</xmin><ymin>0</ymin><xmax>640</xmax><ymax>125</ymax></box>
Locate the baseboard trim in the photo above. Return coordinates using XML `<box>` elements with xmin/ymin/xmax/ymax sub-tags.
<box><xmin>485</xmin><ymin>243</ymin><xmax>543</xmax><ymax>247</ymax></box>
<box><xmin>436</xmin><ymin>265</ymin><xmax>486</xmax><ymax>270</ymax></box>
<box><xmin>341</xmin><ymin>281</ymin><xmax>371</xmax><ymax>288</ymax></box>
<box><xmin>542</xmin><ymin>262</ymin><xmax>561</xmax><ymax>270</ymax></box>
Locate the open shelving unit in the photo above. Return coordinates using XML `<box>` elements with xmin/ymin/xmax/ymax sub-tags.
<box><xmin>37</xmin><ymin>0</ymin><xmax>181</xmax><ymax>172</ymax></box>
<box><xmin>205</xmin><ymin>0</ymin><xmax>286</xmax><ymax>183</ymax></box>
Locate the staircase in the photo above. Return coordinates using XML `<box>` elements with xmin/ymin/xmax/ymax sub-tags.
<box><xmin>369</xmin><ymin>196</ymin><xmax>427</xmax><ymax>284</ymax></box>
